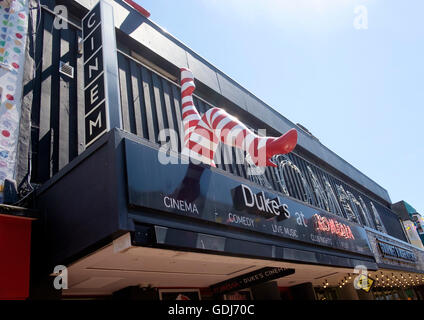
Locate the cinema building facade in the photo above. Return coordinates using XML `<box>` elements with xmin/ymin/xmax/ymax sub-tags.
<box><xmin>2</xmin><ymin>0</ymin><xmax>424</xmax><ymax>300</ymax></box>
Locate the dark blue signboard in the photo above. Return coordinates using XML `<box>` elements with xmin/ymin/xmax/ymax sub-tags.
<box><xmin>125</xmin><ymin>139</ymin><xmax>373</xmax><ymax>257</ymax></box>
<box><xmin>82</xmin><ymin>0</ymin><xmax>122</xmax><ymax>147</ymax></box>
<box><xmin>377</xmin><ymin>239</ymin><xmax>416</xmax><ymax>262</ymax></box>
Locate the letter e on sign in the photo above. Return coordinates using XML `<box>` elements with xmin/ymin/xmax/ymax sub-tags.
<box><xmin>84</xmin><ymin>74</ymin><xmax>105</xmax><ymax>114</ymax></box>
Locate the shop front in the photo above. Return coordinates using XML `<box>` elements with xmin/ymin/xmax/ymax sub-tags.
<box><xmin>34</xmin><ymin>129</ymin><xmax>378</xmax><ymax>299</ymax></box>
<box><xmin>10</xmin><ymin>0</ymin><xmax>423</xmax><ymax>301</ymax></box>
<box><xmin>364</xmin><ymin>228</ymin><xmax>424</xmax><ymax>300</ymax></box>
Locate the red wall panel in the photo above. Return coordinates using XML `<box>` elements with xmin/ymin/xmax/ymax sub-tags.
<box><xmin>0</xmin><ymin>215</ymin><xmax>32</xmax><ymax>300</ymax></box>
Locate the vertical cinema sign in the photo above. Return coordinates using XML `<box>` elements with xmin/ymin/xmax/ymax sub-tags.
<box><xmin>82</xmin><ymin>0</ymin><xmax>122</xmax><ymax>147</ymax></box>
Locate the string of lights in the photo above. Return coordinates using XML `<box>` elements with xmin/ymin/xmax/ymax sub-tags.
<box><xmin>319</xmin><ymin>271</ymin><xmax>424</xmax><ymax>290</ymax></box>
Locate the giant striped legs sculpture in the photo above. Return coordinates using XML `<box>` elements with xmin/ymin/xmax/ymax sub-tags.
<box><xmin>180</xmin><ymin>68</ymin><xmax>298</xmax><ymax>167</ymax></box>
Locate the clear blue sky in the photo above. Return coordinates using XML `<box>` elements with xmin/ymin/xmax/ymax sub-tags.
<box><xmin>135</xmin><ymin>0</ymin><xmax>424</xmax><ymax>214</ymax></box>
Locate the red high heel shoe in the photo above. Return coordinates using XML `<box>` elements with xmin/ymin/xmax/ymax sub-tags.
<box><xmin>254</xmin><ymin>129</ymin><xmax>298</xmax><ymax>167</ymax></box>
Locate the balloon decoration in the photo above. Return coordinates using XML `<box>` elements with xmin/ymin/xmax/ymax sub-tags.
<box><xmin>0</xmin><ymin>0</ymin><xmax>28</xmax><ymax>202</ymax></box>
<box><xmin>180</xmin><ymin>68</ymin><xmax>298</xmax><ymax>167</ymax></box>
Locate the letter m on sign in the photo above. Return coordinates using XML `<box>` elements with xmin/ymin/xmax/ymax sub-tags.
<box><xmin>90</xmin><ymin>113</ymin><xmax>102</xmax><ymax>136</ymax></box>
<box><xmin>85</xmin><ymin>102</ymin><xmax>107</xmax><ymax>147</ymax></box>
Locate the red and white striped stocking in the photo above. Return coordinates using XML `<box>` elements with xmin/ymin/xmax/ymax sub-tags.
<box><xmin>180</xmin><ymin>68</ymin><xmax>298</xmax><ymax>167</ymax></box>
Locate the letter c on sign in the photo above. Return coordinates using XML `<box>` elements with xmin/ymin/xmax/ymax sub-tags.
<box><xmin>164</xmin><ymin>197</ymin><xmax>170</xmax><ymax>208</ymax></box>
<box><xmin>87</xmin><ymin>12</ymin><xmax>97</xmax><ymax>28</ymax></box>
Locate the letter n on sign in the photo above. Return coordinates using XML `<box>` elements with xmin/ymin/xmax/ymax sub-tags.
<box><xmin>82</xmin><ymin>0</ymin><xmax>122</xmax><ymax>148</ymax></box>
